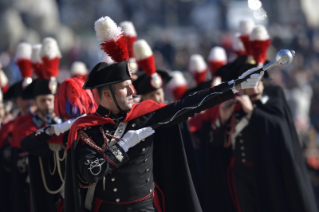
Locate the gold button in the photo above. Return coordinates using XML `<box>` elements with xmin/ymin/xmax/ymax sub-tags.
<box><xmin>132</xmin><ymin>123</ymin><xmax>136</xmax><ymax>127</ymax></box>
<box><xmin>105</xmin><ymin>115</ymin><xmax>107</xmax><ymax>117</ymax></box>
<box><xmin>116</xmin><ymin>198</ymin><xmax>120</xmax><ymax>202</ymax></box>
<box><xmin>144</xmin><ymin>159</ymin><xmax>148</xmax><ymax>162</ymax></box>
<box><xmin>145</xmin><ymin>169</ymin><xmax>149</xmax><ymax>172</ymax></box>
<box><xmin>146</xmin><ymin>179</ymin><xmax>150</xmax><ymax>182</ymax></box>
<box><xmin>113</xmin><ymin>188</ymin><xmax>117</xmax><ymax>192</ymax></box>
<box><xmin>242</xmin><ymin>159</ymin><xmax>246</xmax><ymax>162</ymax></box>
<box><xmin>142</xmin><ymin>139</ymin><xmax>145</xmax><ymax>141</ymax></box>
<box><xmin>111</xmin><ymin>178</ymin><xmax>115</xmax><ymax>181</ymax></box>
<box><xmin>142</xmin><ymin>148</ymin><xmax>146</xmax><ymax>152</ymax></box>
<box><xmin>241</xmin><ymin>146</ymin><xmax>244</xmax><ymax>150</ymax></box>
<box><xmin>239</xmin><ymin>140</ymin><xmax>243</xmax><ymax>143</ymax></box>
<box><xmin>242</xmin><ymin>153</ymin><xmax>245</xmax><ymax>156</ymax></box>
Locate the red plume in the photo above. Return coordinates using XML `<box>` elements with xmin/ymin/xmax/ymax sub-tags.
<box><xmin>100</xmin><ymin>36</ymin><xmax>129</xmax><ymax>63</ymax></box>
<box><xmin>126</xmin><ymin>36</ymin><xmax>137</xmax><ymax>58</ymax></box>
<box><xmin>32</xmin><ymin>63</ymin><xmax>45</xmax><ymax>79</ymax></box>
<box><xmin>42</xmin><ymin>57</ymin><xmax>60</xmax><ymax>78</ymax></box>
<box><xmin>16</xmin><ymin>59</ymin><xmax>32</xmax><ymax>78</ymax></box>
<box><xmin>250</xmin><ymin>40</ymin><xmax>271</xmax><ymax>64</ymax></box>
<box><xmin>173</xmin><ymin>86</ymin><xmax>187</xmax><ymax>101</ymax></box>
<box><xmin>54</xmin><ymin>76</ymin><xmax>97</xmax><ymax>119</ymax></box>
<box><xmin>239</xmin><ymin>35</ymin><xmax>251</xmax><ymax>55</ymax></box>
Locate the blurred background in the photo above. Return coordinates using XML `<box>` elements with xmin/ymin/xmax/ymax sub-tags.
<box><xmin>1</xmin><ymin>0</ymin><xmax>319</xmax><ymax>144</ymax></box>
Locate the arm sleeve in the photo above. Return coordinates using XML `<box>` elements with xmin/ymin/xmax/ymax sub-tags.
<box><xmin>77</xmin><ymin>143</ymin><xmax>129</xmax><ymax>184</ymax></box>
<box><xmin>20</xmin><ymin>127</ymin><xmax>54</xmax><ymax>157</ymax></box>
<box><xmin>153</xmin><ymin>82</ymin><xmax>234</xmax><ymax>129</ymax></box>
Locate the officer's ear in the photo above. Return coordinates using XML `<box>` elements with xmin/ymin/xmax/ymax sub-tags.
<box><xmin>103</xmin><ymin>89</ymin><xmax>112</xmax><ymax>100</ymax></box>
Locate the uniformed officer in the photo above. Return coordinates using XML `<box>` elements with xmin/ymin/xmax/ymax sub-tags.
<box><xmin>64</xmin><ymin>16</ymin><xmax>264</xmax><ymax>212</ymax></box>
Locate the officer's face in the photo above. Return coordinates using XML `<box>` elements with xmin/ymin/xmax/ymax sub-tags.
<box><xmin>141</xmin><ymin>88</ymin><xmax>165</xmax><ymax>103</ymax></box>
<box><xmin>243</xmin><ymin>80</ymin><xmax>264</xmax><ymax>101</ymax></box>
<box><xmin>113</xmin><ymin>80</ymin><xmax>134</xmax><ymax>110</ymax></box>
<box><xmin>15</xmin><ymin>97</ymin><xmax>32</xmax><ymax>114</ymax></box>
<box><xmin>35</xmin><ymin>94</ymin><xmax>55</xmax><ymax>116</ymax></box>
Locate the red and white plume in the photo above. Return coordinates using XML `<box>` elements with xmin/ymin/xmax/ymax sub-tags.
<box><xmin>208</xmin><ymin>47</ymin><xmax>227</xmax><ymax>76</ymax></box>
<box><xmin>40</xmin><ymin>37</ymin><xmax>61</xmax><ymax>79</ymax></box>
<box><xmin>31</xmin><ymin>44</ymin><xmax>45</xmax><ymax>79</ymax></box>
<box><xmin>233</xmin><ymin>33</ymin><xmax>246</xmax><ymax>56</ymax></box>
<box><xmin>167</xmin><ymin>71</ymin><xmax>188</xmax><ymax>101</ymax></box>
<box><xmin>95</xmin><ymin>16</ymin><xmax>129</xmax><ymax>63</ymax></box>
<box><xmin>134</xmin><ymin>39</ymin><xmax>162</xmax><ymax>89</ymax></box>
<box><xmin>71</xmin><ymin>61</ymin><xmax>88</xmax><ymax>77</ymax></box>
<box><xmin>238</xmin><ymin>19</ymin><xmax>255</xmax><ymax>56</ymax></box>
<box><xmin>15</xmin><ymin>42</ymin><xmax>33</xmax><ymax>88</ymax></box>
<box><xmin>120</xmin><ymin>21</ymin><xmax>138</xmax><ymax>74</ymax></box>
<box><xmin>0</xmin><ymin>68</ymin><xmax>9</xmax><ymax>94</ymax></box>
<box><xmin>249</xmin><ymin>25</ymin><xmax>271</xmax><ymax>66</ymax></box>
<box><xmin>188</xmin><ymin>54</ymin><xmax>207</xmax><ymax>85</ymax></box>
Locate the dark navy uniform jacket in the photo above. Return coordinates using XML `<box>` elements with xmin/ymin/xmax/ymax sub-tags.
<box><xmin>69</xmin><ymin>82</ymin><xmax>234</xmax><ymax>212</ymax></box>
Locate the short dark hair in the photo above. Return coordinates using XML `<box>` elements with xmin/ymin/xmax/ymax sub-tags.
<box><xmin>97</xmin><ymin>85</ymin><xmax>111</xmax><ymax>100</ymax></box>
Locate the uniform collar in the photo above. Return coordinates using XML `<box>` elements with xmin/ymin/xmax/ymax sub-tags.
<box><xmin>95</xmin><ymin>105</ymin><xmax>126</xmax><ymax>122</ymax></box>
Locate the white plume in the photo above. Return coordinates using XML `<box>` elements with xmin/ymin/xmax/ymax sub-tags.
<box><xmin>208</xmin><ymin>47</ymin><xmax>227</xmax><ymax>61</ymax></box>
<box><xmin>120</xmin><ymin>21</ymin><xmax>137</xmax><ymax>37</ymax></box>
<box><xmin>233</xmin><ymin>33</ymin><xmax>245</xmax><ymax>51</ymax></box>
<box><xmin>71</xmin><ymin>61</ymin><xmax>88</xmax><ymax>76</ymax></box>
<box><xmin>31</xmin><ymin>44</ymin><xmax>42</xmax><ymax>63</ymax></box>
<box><xmin>101</xmin><ymin>53</ymin><xmax>115</xmax><ymax>64</ymax></box>
<box><xmin>239</xmin><ymin>18</ymin><xmax>255</xmax><ymax>35</ymax></box>
<box><xmin>0</xmin><ymin>70</ymin><xmax>8</xmax><ymax>87</ymax></box>
<box><xmin>95</xmin><ymin>16</ymin><xmax>123</xmax><ymax>42</ymax></box>
<box><xmin>15</xmin><ymin>42</ymin><xmax>32</xmax><ymax>61</ymax></box>
<box><xmin>40</xmin><ymin>37</ymin><xmax>62</xmax><ymax>59</ymax></box>
<box><xmin>189</xmin><ymin>54</ymin><xmax>207</xmax><ymax>73</ymax></box>
<box><xmin>133</xmin><ymin>39</ymin><xmax>153</xmax><ymax>61</ymax></box>
<box><xmin>249</xmin><ymin>25</ymin><xmax>270</xmax><ymax>41</ymax></box>
<box><xmin>167</xmin><ymin>71</ymin><xmax>187</xmax><ymax>90</ymax></box>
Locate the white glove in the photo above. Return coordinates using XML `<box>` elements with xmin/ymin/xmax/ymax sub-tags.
<box><xmin>53</xmin><ymin>114</ymin><xmax>87</xmax><ymax>135</ymax></box>
<box><xmin>118</xmin><ymin>127</ymin><xmax>155</xmax><ymax>152</ymax></box>
<box><xmin>239</xmin><ymin>67</ymin><xmax>264</xmax><ymax>89</ymax></box>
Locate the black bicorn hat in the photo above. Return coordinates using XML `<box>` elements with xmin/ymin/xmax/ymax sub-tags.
<box><xmin>21</xmin><ymin>78</ymin><xmax>59</xmax><ymax>99</ymax></box>
<box><xmin>3</xmin><ymin>81</ymin><xmax>23</xmax><ymax>100</ymax></box>
<box><xmin>133</xmin><ymin>70</ymin><xmax>172</xmax><ymax>95</ymax></box>
<box><xmin>83</xmin><ymin>61</ymin><xmax>132</xmax><ymax>89</ymax></box>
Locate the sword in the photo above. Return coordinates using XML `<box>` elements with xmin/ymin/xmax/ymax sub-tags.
<box><xmin>152</xmin><ymin>49</ymin><xmax>295</xmax><ymax>129</ymax></box>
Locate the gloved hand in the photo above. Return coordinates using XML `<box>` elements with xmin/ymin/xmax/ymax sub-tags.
<box><xmin>239</xmin><ymin>67</ymin><xmax>264</xmax><ymax>89</ymax></box>
<box><xmin>53</xmin><ymin>114</ymin><xmax>87</xmax><ymax>135</ymax></box>
<box><xmin>118</xmin><ymin>127</ymin><xmax>155</xmax><ymax>152</ymax></box>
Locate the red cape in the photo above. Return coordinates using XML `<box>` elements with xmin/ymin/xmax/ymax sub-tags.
<box><xmin>67</xmin><ymin>100</ymin><xmax>166</xmax><ymax>150</ymax></box>
<box><xmin>0</xmin><ymin>120</ymin><xmax>15</xmax><ymax>149</ymax></box>
<box><xmin>0</xmin><ymin>114</ymin><xmax>33</xmax><ymax>148</ymax></box>
<box><xmin>11</xmin><ymin>115</ymin><xmax>64</xmax><ymax>148</ymax></box>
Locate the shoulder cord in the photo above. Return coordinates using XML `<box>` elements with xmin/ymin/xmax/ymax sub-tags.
<box><xmin>77</xmin><ymin>128</ymin><xmax>120</xmax><ymax>188</ymax></box>
<box><xmin>40</xmin><ymin>146</ymin><xmax>67</xmax><ymax>194</ymax></box>
<box><xmin>39</xmin><ymin>156</ymin><xmax>65</xmax><ymax>194</ymax></box>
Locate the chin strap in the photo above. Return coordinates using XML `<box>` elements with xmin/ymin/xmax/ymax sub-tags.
<box><xmin>109</xmin><ymin>85</ymin><xmax>123</xmax><ymax>112</ymax></box>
